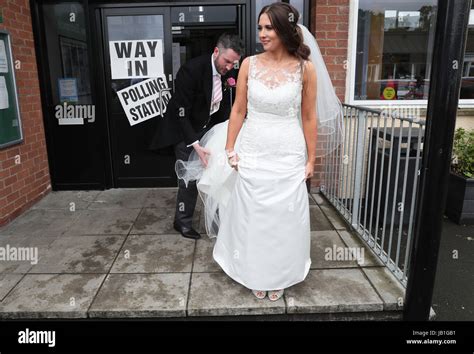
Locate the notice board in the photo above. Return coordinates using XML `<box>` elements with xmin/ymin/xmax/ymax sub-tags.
<box><xmin>0</xmin><ymin>30</ymin><xmax>23</xmax><ymax>149</ymax></box>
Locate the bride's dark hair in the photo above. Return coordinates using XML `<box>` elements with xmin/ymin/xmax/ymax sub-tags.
<box><xmin>258</xmin><ymin>2</ymin><xmax>311</xmax><ymax>61</ymax></box>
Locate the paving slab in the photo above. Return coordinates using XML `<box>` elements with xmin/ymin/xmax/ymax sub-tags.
<box><xmin>193</xmin><ymin>236</ymin><xmax>222</xmax><ymax>273</ymax></box>
<box><xmin>143</xmin><ymin>188</ymin><xmax>178</xmax><ymax>208</ymax></box>
<box><xmin>0</xmin><ymin>235</ymin><xmax>58</xmax><ymax>274</ymax></box>
<box><xmin>66</xmin><ymin>208</ymin><xmax>141</xmax><ymax>236</ymax></box>
<box><xmin>144</xmin><ymin>187</ymin><xmax>204</xmax><ymax>212</ymax></box>
<box><xmin>131</xmin><ymin>208</ymin><xmax>176</xmax><ymax>234</ymax></box>
<box><xmin>362</xmin><ymin>266</ymin><xmax>405</xmax><ymax>311</ymax></box>
<box><xmin>0</xmin><ymin>274</ymin><xmax>106</xmax><ymax>318</ymax></box>
<box><xmin>310</xmin><ymin>205</ymin><xmax>335</xmax><ymax>231</ymax></box>
<box><xmin>311</xmin><ymin>192</ymin><xmax>328</xmax><ymax>206</ymax></box>
<box><xmin>310</xmin><ymin>231</ymin><xmax>359</xmax><ymax>269</ymax></box>
<box><xmin>88</xmin><ymin>273</ymin><xmax>189</xmax><ymax>318</ymax></box>
<box><xmin>0</xmin><ymin>209</ymin><xmax>79</xmax><ymax>237</ymax></box>
<box><xmin>285</xmin><ymin>268</ymin><xmax>384</xmax><ymax>314</ymax></box>
<box><xmin>318</xmin><ymin>203</ymin><xmax>350</xmax><ymax>230</ymax></box>
<box><xmin>31</xmin><ymin>191</ymin><xmax>100</xmax><ymax>210</ymax></box>
<box><xmin>88</xmin><ymin>189</ymin><xmax>149</xmax><ymax>209</ymax></box>
<box><xmin>187</xmin><ymin>272</ymin><xmax>286</xmax><ymax>317</ymax></box>
<box><xmin>110</xmin><ymin>234</ymin><xmax>194</xmax><ymax>273</ymax></box>
<box><xmin>337</xmin><ymin>230</ymin><xmax>384</xmax><ymax>267</ymax></box>
<box><xmin>0</xmin><ymin>274</ymin><xmax>23</xmax><ymax>301</ymax></box>
<box><xmin>29</xmin><ymin>236</ymin><xmax>124</xmax><ymax>273</ymax></box>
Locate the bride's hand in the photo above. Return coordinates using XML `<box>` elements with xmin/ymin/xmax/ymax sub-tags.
<box><xmin>194</xmin><ymin>144</ymin><xmax>211</xmax><ymax>168</ymax></box>
<box><xmin>230</xmin><ymin>153</ymin><xmax>240</xmax><ymax>171</ymax></box>
<box><xmin>226</xmin><ymin>150</ymin><xmax>239</xmax><ymax>171</ymax></box>
<box><xmin>305</xmin><ymin>161</ymin><xmax>314</xmax><ymax>180</ymax></box>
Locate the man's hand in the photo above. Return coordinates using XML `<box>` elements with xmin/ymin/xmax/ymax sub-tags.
<box><xmin>193</xmin><ymin>143</ymin><xmax>211</xmax><ymax>168</ymax></box>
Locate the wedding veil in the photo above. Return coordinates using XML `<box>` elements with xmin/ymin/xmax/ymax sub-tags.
<box><xmin>296</xmin><ymin>23</ymin><xmax>344</xmax><ymax>159</ymax></box>
<box><xmin>175</xmin><ymin>23</ymin><xmax>344</xmax><ymax>238</ymax></box>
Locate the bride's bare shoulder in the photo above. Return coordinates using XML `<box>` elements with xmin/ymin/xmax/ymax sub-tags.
<box><xmin>302</xmin><ymin>59</ymin><xmax>316</xmax><ymax>92</ymax></box>
<box><xmin>302</xmin><ymin>59</ymin><xmax>316</xmax><ymax>78</ymax></box>
<box><xmin>237</xmin><ymin>56</ymin><xmax>251</xmax><ymax>82</ymax></box>
<box><xmin>240</xmin><ymin>55</ymin><xmax>252</xmax><ymax>71</ymax></box>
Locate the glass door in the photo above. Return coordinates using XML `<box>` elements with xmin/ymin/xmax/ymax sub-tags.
<box><xmin>101</xmin><ymin>7</ymin><xmax>174</xmax><ymax>187</ymax></box>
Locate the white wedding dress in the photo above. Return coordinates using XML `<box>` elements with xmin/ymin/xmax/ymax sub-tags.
<box><xmin>210</xmin><ymin>54</ymin><xmax>311</xmax><ymax>291</ymax></box>
<box><xmin>177</xmin><ymin>24</ymin><xmax>344</xmax><ymax>290</ymax></box>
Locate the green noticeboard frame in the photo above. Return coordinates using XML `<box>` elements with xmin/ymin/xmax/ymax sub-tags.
<box><xmin>0</xmin><ymin>30</ymin><xmax>23</xmax><ymax>149</ymax></box>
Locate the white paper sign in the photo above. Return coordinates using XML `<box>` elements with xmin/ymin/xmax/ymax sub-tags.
<box><xmin>0</xmin><ymin>76</ymin><xmax>9</xmax><ymax>109</ymax></box>
<box><xmin>117</xmin><ymin>75</ymin><xmax>171</xmax><ymax>126</ymax></box>
<box><xmin>0</xmin><ymin>40</ymin><xmax>8</xmax><ymax>73</ymax></box>
<box><xmin>110</xmin><ymin>39</ymin><xmax>164</xmax><ymax>79</ymax></box>
<box><xmin>58</xmin><ymin>78</ymin><xmax>78</xmax><ymax>102</ymax></box>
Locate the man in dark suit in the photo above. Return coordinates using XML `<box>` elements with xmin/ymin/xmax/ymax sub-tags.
<box><xmin>149</xmin><ymin>34</ymin><xmax>244</xmax><ymax>239</ymax></box>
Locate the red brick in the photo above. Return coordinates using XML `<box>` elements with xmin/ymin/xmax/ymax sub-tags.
<box><xmin>316</xmin><ymin>15</ymin><xmax>327</xmax><ymax>23</ymax></box>
<box><xmin>325</xmin><ymin>47</ymin><xmax>347</xmax><ymax>56</ymax></box>
<box><xmin>13</xmin><ymin>198</ymin><xmax>27</xmax><ymax>209</ymax></box>
<box><xmin>15</xmin><ymin>13</ymin><xmax>30</xmax><ymax>24</ymax></box>
<box><xmin>327</xmin><ymin>15</ymin><xmax>348</xmax><ymax>24</ymax></box>
<box><xmin>0</xmin><ymin>185</ymin><xmax>13</xmax><ymax>199</ymax></box>
<box><xmin>6</xmin><ymin>191</ymin><xmax>20</xmax><ymax>204</ymax></box>
<box><xmin>326</xmin><ymin>31</ymin><xmax>348</xmax><ymax>40</ymax></box>
<box><xmin>318</xmin><ymin>6</ymin><xmax>338</xmax><ymax>15</ymax></box>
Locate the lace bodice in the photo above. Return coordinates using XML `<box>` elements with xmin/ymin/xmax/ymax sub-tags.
<box><xmin>247</xmin><ymin>54</ymin><xmax>304</xmax><ymax>122</ymax></box>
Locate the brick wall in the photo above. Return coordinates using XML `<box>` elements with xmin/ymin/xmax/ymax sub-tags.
<box><xmin>309</xmin><ymin>0</ymin><xmax>350</xmax><ymax>190</ymax></box>
<box><xmin>0</xmin><ymin>0</ymin><xmax>51</xmax><ymax>227</ymax></box>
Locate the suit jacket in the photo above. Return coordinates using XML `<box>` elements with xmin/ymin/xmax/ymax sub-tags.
<box><xmin>149</xmin><ymin>54</ymin><xmax>236</xmax><ymax>150</ymax></box>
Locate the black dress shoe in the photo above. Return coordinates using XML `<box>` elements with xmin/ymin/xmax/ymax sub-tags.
<box><xmin>173</xmin><ymin>222</ymin><xmax>201</xmax><ymax>239</ymax></box>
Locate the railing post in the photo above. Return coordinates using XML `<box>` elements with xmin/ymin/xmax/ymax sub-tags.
<box><xmin>351</xmin><ymin>109</ymin><xmax>366</xmax><ymax>230</ymax></box>
<box><xmin>403</xmin><ymin>0</ymin><xmax>471</xmax><ymax>321</ymax></box>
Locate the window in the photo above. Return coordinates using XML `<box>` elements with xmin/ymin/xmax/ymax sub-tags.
<box><xmin>42</xmin><ymin>2</ymin><xmax>92</xmax><ymax>105</ymax></box>
<box><xmin>171</xmin><ymin>6</ymin><xmax>237</xmax><ymax>25</ymax></box>
<box><xmin>352</xmin><ymin>0</ymin><xmax>437</xmax><ymax>103</ymax></box>
<box><xmin>460</xmin><ymin>5</ymin><xmax>474</xmax><ymax>100</ymax></box>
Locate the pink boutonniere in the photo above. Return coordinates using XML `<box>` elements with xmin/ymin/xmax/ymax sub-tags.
<box><xmin>224</xmin><ymin>77</ymin><xmax>237</xmax><ymax>91</ymax></box>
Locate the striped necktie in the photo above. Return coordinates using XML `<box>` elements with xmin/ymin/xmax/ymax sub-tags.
<box><xmin>211</xmin><ymin>74</ymin><xmax>222</xmax><ymax>114</ymax></box>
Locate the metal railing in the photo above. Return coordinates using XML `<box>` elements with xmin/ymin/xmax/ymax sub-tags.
<box><xmin>320</xmin><ymin>104</ymin><xmax>425</xmax><ymax>287</ymax></box>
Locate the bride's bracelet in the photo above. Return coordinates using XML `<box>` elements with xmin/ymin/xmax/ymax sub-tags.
<box><xmin>225</xmin><ymin>149</ymin><xmax>236</xmax><ymax>159</ymax></box>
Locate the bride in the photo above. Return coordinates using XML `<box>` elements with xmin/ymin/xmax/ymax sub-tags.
<box><xmin>175</xmin><ymin>2</ymin><xmax>343</xmax><ymax>301</ymax></box>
